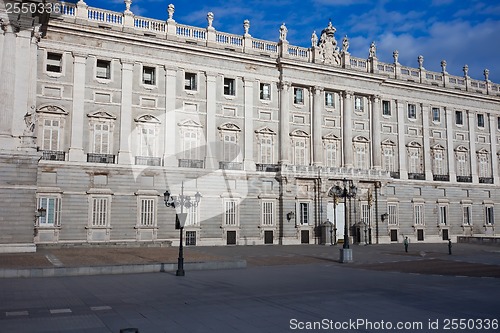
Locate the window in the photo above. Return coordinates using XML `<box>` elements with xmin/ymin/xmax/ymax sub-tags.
<box><xmin>433</xmin><ymin>148</ymin><xmax>445</xmax><ymax>175</ymax></box>
<box><xmin>438</xmin><ymin>205</ymin><xmax>447</xmax><ymax>225</ymax></box>
<box><xmin>477</xmin><ymin>114</ymin><xmax>485</xmax><ymax>128</ymax></box>
<box><xmin>259</xmin><ymin>135</ymin><xmax>273</xmax><ymax>164</ymax></box>
<box><xmin>324</xmin><ymin>141</ymin><xmax>338</xmax><ymax>167</ymax></box>
<box><xmin>432</xmin><ymin>107</ymin><xmax>440</xmax><ymax>122</ymax></box>
<box><xmin>387</xmin><ymin>204</ymin><xmax>398</xmax><ymax>225</ymax></box>
<box><xmin>96</xmin><ymin>60</ymin><xmax>111</xmax><ymax>79</ymax></box>
<box><xmin>361</xmin><ymin>203</ymin><xmax>371</xmax><ymax>226</ymax></box>
<box><xmin>478</xmin><ymin>152</ymin><xmax>490</xmax><ymax>177</ymax></box>
<box><xmin>325</xmin><ymin>92</ymin><xmax>334</xmax><ymax>107</ymax></box>
<box><xmin>414</xmin><ymin>204</ymin><xmax>424</xmax><ymax>225</ymax></box>
<box><xmin>142</xmin><ymin>66</ymin><xmax>155</xmax><ymax>85</ymax></box>
<box><xmin>91</xmin><ymin>196</ymin><xmax>110</xmax><ymax>227</ymax></box>
<box><xmin>354</xmin><ymin>96</ymin><xmax>364</xmax><ymax>111</ymax></box>
<box><xmin>138</xmin><ymin>124</ymin><xmax>156</xmax><ymax>157</ymax></box>
<box><xmin>260</xmin><ymin>83</ymin><xmax>271</xmax><ymax>100</ymax></box>
<box><xmin>455</xmin><ymin>111</ymin><xmax>463</xmax><ymax>125</ymax></box>
<box><xmin>407</xmin><ymin>104</ymin><xmax>416</xmax><ymax>119</ymax></box>
<box><xmin>261</xmin><ymin>200</ymin><xmax>274</xmax><ymax>226</ymax></box>
<box><xmin>299</xmin><ymin>202</ymin><xmax>309</xmax><ymax>225</ymax></box>
<box><xmin>294</xmin><ymin>139</ymin><xmax>306</xmax><ymax>165</ymax></box>
<box><xmin>485</xmin><ymin>206</ymin><xmax>494</xmax><ymax>225</ymax></box>
<box><xmin>294</xmin><ymin>87</ymin><xmax>304</xmax><ymax>104</ymax></box>
<box><xmin>382</xmin><ymin>145</ymin><xmax>396</xmax><ymax>172</ymax></box>
<box><xmin>187</xmin><ymin>203</ymin><xmax>199</xmax><ymax>226</ymax></box>
<box><xmin>46</xmin><ymin>52</ymin><xmax>62</xmax><ymax>73</ymax></box>
<box><xmin>497</xmin><ymin>117</ymin><xmax>500</xmax><ymax>131</ymax></box>
<box><xmin>182</xmin><ymin>129</ymin><xmax>200</xmax><ymax>160</ymax></box>
<box><xmin>382</xmin><ymin>100</ymin><xmax>391</xmax><ymax>116</ymax></box>
<box><xmin>456</xmin><ymin>148</ymin><xmax>469</xmax><ymax>177</ymax></box>
<box><xmin>223</xmin><ymin>133</ymin><xmax>238</xmax><ymax>162</ymax></box>
<box><xmin>224</xmin><ymin>199</ymin><xmax>238</xmax><ymax>226</ymax></box>
<box><xmin>93</xmin><ymin>123</ymin><xmax>111</xmax><ymax>154</ymax></box>
<box><xmin>185</xmin><ymin>231</ymin><xmax>197</xmax><ymax>246</ymax></box>
<box><xmin>41</xmin><ymin>119</ymin><xmax>61</xmax><ymax>151</ymax></box>
<box><xmin>355</xmin><ymin>144</ymin><xmax>368</xmax><ymax>169</ymax></box>
<box><xmin>185</xmin><ymin>72</ymin><xmax>197</xmax><ymax>91</ymax></box>
<box><xmin>408</xmin><ymin>146</ymin><xmax>422</xmax><ymax>173</ymax></box>
<box><xmin>462</xmin><ymin>205</ymin><xmax>472</xmax><ymax>225</ymax></box>
<box><xmin>223</xmin><ymin>78</ymin><xmax>235</xmax><ymax>96</ymax></box>
<box><xmin>139</xmin><ymin>198</ymin><xmax>155</xmax><ymax>227</ymax></box>
<box><xmin>37</xmin><ymin>196</ymin><xmax>61</xmax><ymax>227</ymax></box>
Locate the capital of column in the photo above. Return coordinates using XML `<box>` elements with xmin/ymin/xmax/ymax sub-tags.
<box><xmin>72</xmin><ymin>52</ymin><xmax>88</xmax><ymax>62</ymax></box>
<box><xmin>1</xmin><ymin>19</ymin><xmax>19</xmax><ymax>34</ymax></box>
<box><xmin>343</xmin><ymin>91</ymin><xmax>353</xmax><ymax>99</ymax></box>
<box><xmin>279</xmin><ymin>81</ymin><xmax>291</xmax><ymax>91</ymax></box>
<box><xmin>243</xmin><ymin>77</ymin><xmax>256</xmax><ymax>86</ymax></box>
<box><xmin>120</xmin><ymin>60</ymin><xmax>134</xmax><ymax>70</ymax></box>
<box><xmin>372</xmin><ymin>95</ymin><xmax>381</xmax><ymax>102</ymax></box>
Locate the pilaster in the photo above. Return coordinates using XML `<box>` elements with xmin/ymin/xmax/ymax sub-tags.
<box><xmin>396</xmin><ymin>100</ymin><xmax>408</xmax><ymax>180</ymax></box>
<box><xmin>312</xmin><ymin>86</ymin><xmax>323</xmax><ymax>166</ymax></box>
<box><xmin>164</xmin><ymin>68</ymin><xmax>177</xmax><ymax>167</ymax></box>
<box><xmin>205</xmin><ymin>73</ymin><xmax>218</xmax><ymax>169</ymax></box>
<box><xmin>117</xmin><ymin>61</ymin><xmax>134</xmax><ymax>164</ymax></box>
<box><xmin>467</xmin><ymin>111</ymin><xmax>478</xmax><ymax>183</ymax></box>
<box><xmin>421</xmin><ymin>104</ymin><xmax>433</xmax><ymax>180</ymax></box>
<box><xmin>279</xmin><ymin>81</ymin><xmax>291</xmax><ymax>164</ymax></box>
<box><xmin>488</xmin><ymin>114</ymin><xmax>498</xmax><ymax>184</ymax></box>
<box><xmin>342</xmin><ymin>91</ymin><xmax>353</xmax><ymax>168</ymax></box>
<box><xmin>371</xmin><ymin>95</ymin><xmax>381</xmax><ymax>169</ymax></box>
<box><xmin>12</xmin><ymin>29</ymin><xmax>32</xmax><ymax>143</ymax></box>
<box><xmin>243</xmin><ymin>78</ymin><xmax>255</xmax><ymax>170</ymax></box>
<box><xmin>0</xmin><ymin>21</ymin><xmax>18</xmax><ymax>148</ymax></box>
<box><xmin>445</xmin><ymin>108</ymin><xmax>456</xmax><ymax>182</ymax></box>
<box><xmin>68</xmin><ymin>53</ymin><xmax>87</xmax><ymax>162</ymax></box>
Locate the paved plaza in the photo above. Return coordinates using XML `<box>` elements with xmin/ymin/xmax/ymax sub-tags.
<box><xmin>0</xmin><ymin>243</ymin><xmax>499</xmax><ymax>332</ymax></box>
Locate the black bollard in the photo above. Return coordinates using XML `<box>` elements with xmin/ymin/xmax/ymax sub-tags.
<box><xmin>448</xmin><ymin>239</ymin><xmax>452</xmax><ymax>255</ymax></box>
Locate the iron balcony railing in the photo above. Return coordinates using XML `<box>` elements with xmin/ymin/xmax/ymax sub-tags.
<box><xmin>408</xmin><ymin>173</ymin><xmax>425</xmax><ymax>180</ymax></box>
<box><xmin>457</xmin><ymin>175</ymin><xmax>472</xmax><ymax>183</ymax></box>
<box><xmin>87</xmin><ymin>153</ymin><xmax>115</xmax><ymax>164</ymax></box>
<box><xmin>256</xmin><ymin>164</ymin><xmax>281</xmax><ymax>172</ymax></box>
<box><xmin>479</xmin><ymin>177</ymin><xmax>494</xmax><ymax>184</ymax></box>
<box><xmin>433</xmin><ymin>174</ymin><xmax>450</xmax><ymax>181</ymax></box>
<box><xmin>219</xmin><ymin>161</ymin><xmax>243</xmax><ymax>170</ymax></box>
<box><xmin>41</xmin><ymin>150</ymin><xmax>65</xmax><ymax>161</ymax></box>
<box><xmin>178</xmin><ymin>159</ymin><xmax>204</xmax><ymax>168</ymax></box>
<box><xmin>135</xmin><ymin>156</ymin><xmax>162</xmax><ymax>166</ymax></box>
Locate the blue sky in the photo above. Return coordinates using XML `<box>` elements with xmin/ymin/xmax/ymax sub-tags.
<box><xmin>83</xmin><ymin>0</ymin><xmax>499</xmax><ymax>82</ymax></box>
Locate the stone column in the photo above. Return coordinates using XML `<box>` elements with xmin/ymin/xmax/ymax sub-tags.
<box><xmin>312</xmin><ymin>86</ymin><xmax>323</xmax><ymax>166</ymax></box>
<box><xmin>342</xmin><ymin>91</ymin><xmax>353</xmax><ymax>168</ymax></box>
<box><xmin>396</xmin><ymin>100</ymin><xmax>408</xmax><ymax>180</ymax></box>
<box><xmin>467</xmin><ymin>111</ymin><xmax>478</xmax><ymax>183</ymax></box>
<box><xmin>279</xmin><ymin>81</ymin><xmax>291</xmax><ymax>164</ymax></box>
<box><xmin>205</xmin><ymin>73</ymin><xmax>218</xmax><ymax>169</ymax></box>
<box><xmin>488</xmin><ymin>114</ymin><xmax>498</xmax><ymax>184</ymax></box>
<box><xmin>164</xmin><ymin>68</ymin><xmax>177</xmax><ymax>167</ymax></box>
<box><xmin>243</xmin><ymin>78</ymin><xmax>255</xmax><ymax>170</ymax></box>
<box><xmin>371</xmin><ymin>95</ymin><xmax>382</xmax><ymax>169</ymax></box>
<box><xmin>421</xmin><ymin>104</ymin><xmax>432</xmax><ymax>180</ymax></box>
<box><xmin>117</xmin><ymin>61</ymin><xmax>134</xmax><ymax>164</ymax></box>
<box><xmin>0</xmin><ymin>21</ymin><xmax>17</xmax><ymax>146</ymax></box>
<box><xmin>68</xmin><ymin>53</ymin><xmax>87</xmax><ymax>162</ymax></box>
<box><xmin>445</xmin><ymin>108</ymin><xmax>456</xmax><ymax>182</ymax></box>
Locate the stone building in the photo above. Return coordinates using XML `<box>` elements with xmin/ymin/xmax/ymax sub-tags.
<box><xmin>0</xmin><ymin>1</ymin><xmax>499</xmax><ymax>252</ymax></box>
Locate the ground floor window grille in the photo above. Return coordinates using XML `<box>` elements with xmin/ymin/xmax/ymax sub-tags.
<box><xmin>185</xmin><ymin>231</ymin><xmax>197</xmax><ymax>246</ymax></box>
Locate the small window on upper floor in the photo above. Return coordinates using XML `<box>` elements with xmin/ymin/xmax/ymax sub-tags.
<box><xmin>294</xmin><ymin>87</ymin><xmax>304</xmax><ymax>104</ymax></box>
<box><xmin>497</xmin><ymin>117</ymin><xmax>500</xmax><ymax>131</ymax></box>
<box><xmin>185</xmin><ymin>72</ymin><xmax>197</xmax><ymax>91</ymax></box>
<box><xmin>260</xmin><ymin>83</ymin><xmax>271</xmax><ymax>100</ymax></box>
<box><xmin>224</xmin><ymin>77</ymin><xmax>235</xmax><ymax>96</ymax></box>
<box><xmin>354</xmin><ymin>96</ymin><xmax>364</xmax><ymax>111</ymax></box>
<box><xmin>96</xmin><ymin>60</ymin><xmax>111</xmax><ymax>79</ymax></box>
<box><xmin>477</xmin><ymin>114</ymin><xmax>485</xmax><ymax>128</ymax></box>
<box><xmin>455</xmin><ymin>111</ymin><xmax>463</xmax><ymax>125</ymax></box>
<box><xmin>432</xmin><ymin>107</ymin><xmax>440</xmax><ymax>122</ymax></box>
<box><xmin>407</xmin><ymin>104</ymin><xmax>416</xmax><ymax>119</ymax></box>
<box><xmin>325</xmin><ymin>92</ymin><xmax>334</xmax><ymax>107</ymax></box>
<box><xmin>142</xmin><ymin>66</ymin><xmax>156</xmax><ymax>85</ymax></box>
<box><xmin>46</xmin><ymin>52</ymin><xmax>63</xmax><ymax>73</ymax></box>
<box><xmin>382</xmin><ymin>100</ymin><xmax>391</xmax><ymax>116</ymax></box>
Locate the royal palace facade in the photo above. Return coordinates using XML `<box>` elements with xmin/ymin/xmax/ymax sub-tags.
<box><xmin>1</xmin><ymin>1</ymin><xmax>499</xmax><ymax>252</ymax></box>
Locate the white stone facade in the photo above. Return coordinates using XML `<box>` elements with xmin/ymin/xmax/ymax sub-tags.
<box><xmin>0</xmin><ymin>2</ymin><xmax>499</xmax><ymax>251</ymax></box>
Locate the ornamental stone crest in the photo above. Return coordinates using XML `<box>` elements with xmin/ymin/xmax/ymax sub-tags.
<box><xmin>313</xmin><ymin>21</ymin><xmax>341</xmax><ymax>66</ymax></box>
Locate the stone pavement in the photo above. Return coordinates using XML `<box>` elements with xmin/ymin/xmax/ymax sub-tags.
<box><xmin>0</xmin><ymin>242</ymin><xmax>499</xmax><ymax>278</ymax></box>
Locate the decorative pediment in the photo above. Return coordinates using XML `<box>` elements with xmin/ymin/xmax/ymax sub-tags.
<box><xmin>407</xmin><ymin>141</ymin><xmax>422</xmax><ymax>148</ymax></box>
<box><xmin>36</xmin><ymin>105</ymin><xmax>68</xmax><ymax>115</ymax></box>
<box><xmin>135</xmin><ymin>114</ymin><xmax>161</xmax><ymax>124</ymax></box>
<box><xmin>255</xmin><ymin>126</ymin><xmax>276</xmax><ymax>135</ymax></box>
<box><xmin>218</xmin><ymin>122</ymin><xmax>241</xmax><ymax>131</ymax></box>
<box><xmin>178</xmin><ymin>119</ymin><xmax>202</xmax><ymax>128</ymax></box>
<box><xmin>432</xmin><ymin>143</ymin><xmax>445</xmax><ymax>150</ymax></box>
<box><xmin>477</xmin><ymin>148</ymin><xmax>489</xmax><ymax>154</ymax></box>
<box><xmin>290</xmin><ymin>129</ymin><xmax>309</xmax><ymax>137</ymax></box>
<box><xmin>353</xmin><ymin>135</ymin><xmax>369</xmax><ymax>143</ymax></box>
<box><xmin>455</xmin><ymin>145</ymin><xmax>468</xmax><ymax>152</ymax></box>
<box><xmin>322</xmin><ymin>132</ymin><xmax>339</xmax><ymax>140</ymax></box>
<box><xmin>381</xmin><ymin>139</ymin><xmax>396</xmax><ymax>146</ymax></box>
<box><xmin>87</xmin><ymin>110</ymin><xmax>116</xmax><ymax>120</ymax></box>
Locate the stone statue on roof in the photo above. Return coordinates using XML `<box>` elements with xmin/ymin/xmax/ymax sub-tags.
<box><xmin>279</xmin><ymin>23</ymin><xmax>288</xmax><ymax>42</ymax></box>
<box><xmin>342</xmin><ymin>35</ymin><xmax>349</xmax><ymax>53</ymax></box>
<box><xmin>311</xmin><ymin>31</ymin><xmax>318</xmax><ymax>48</ymax></box>
<box><xmin>369</xmin><ymin>41</ymin><xmax>376</xmax><ymax>58</ymax></box>
<box><xmin>316</xmin><ymin>20</ymin><xmax>341</xmax><ymax>66</ymax></box>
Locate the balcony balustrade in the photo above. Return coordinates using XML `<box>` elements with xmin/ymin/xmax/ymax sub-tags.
<box><xmin>87</xmin><ymin>153</ymin><xmax>115</xmax><ymax>164</ymax></box>
<box><xmin>41</xmin><ymin>150</ymin><xmax>65</xmax><ymax>161</ymax></box>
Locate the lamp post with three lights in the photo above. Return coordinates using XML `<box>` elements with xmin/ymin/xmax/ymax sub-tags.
<box><xmin>164</xmin><ymin>182</ymin><xmax>201</xmax><ymax>276</ymax></box>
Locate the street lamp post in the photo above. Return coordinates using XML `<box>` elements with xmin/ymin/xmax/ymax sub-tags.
<box><xmin>164</xmin><ymin>182</ymin><xmax>201</xmax><ymax>276</ymax></box>
<box><xmin>333</xmin><ymin>195</ymin><xmax>338</xmax><ymax>245</ymax></box>
<box><xmin>367</xmin><ymin>188</ymin><xmax>373</xmax><ymax>245</ymax></box>
<box><xmin>328</xmin><ymin>178</ymin><xmax>357</xmax><ymax>263</ymax></box>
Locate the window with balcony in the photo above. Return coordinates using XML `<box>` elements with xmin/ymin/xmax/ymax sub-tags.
<box><xmin>219</xmin><ymin>123</ymin><xmax>242</xmax><ymax>170</ymax></box>
<box><xmin>407</xmin><ymin>142</ymin><xmax>423</xmax><ymax>175</ymax></box>
<box><xmin>223</xmin><ymin>77</ymin><xmax>235</xmax><ymax>96</ymax></box>
<box><xmin>135</xmin><ymin>115</ymin><xmax>161</xmax><ymax>166</ymax></box>
<box><xmin>185</xmin><ymin>72</ymin><xmax>197</xmax><ymax>91</ymax></box>
<box><xmin>142</xmin><ymin>66</ymin><xmax>156</xmax><ymax>85</ymax></box>
<box><xmin>96</xmin><ymin>60</ymin><xmax>111</xmax><ymax>79</ymax></box>
<box><xmin>353</xmin><ymin>136</ymin><xmax>369</xmax><ymax>170</ymax></box>
<box><xmin>36</xmin><ymin>105</ymin><xmax>68</xmax><ymax>161</ymax></box>
<box><xmin>87</xmin><ymin>111</ymin><xmax>116</xmax><ymax>163</ymax></box>
<box><xmin>178</xmin><ymin>119</ymin><xmax>203</xmax><ymax>168</ymax></box>
<box><xmin>290</xmin><ymin>129</ymin><xmax>309</xmax><ymax>166</ymax></box>
<box><xmin>260</xmin><ymin>83</ymin><xmax>271</xmax><ymax>100</ymax></box>
<box><xmin>324</xmin><ymin>141</ymin><xmax>339</xmax><ymax>167</ymax></box>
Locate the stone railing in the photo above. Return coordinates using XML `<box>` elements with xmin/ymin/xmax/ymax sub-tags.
<box><xmin>56</xmin><ymin>2</ymin><xmax>499</xmax><ymax>94</ymax></box>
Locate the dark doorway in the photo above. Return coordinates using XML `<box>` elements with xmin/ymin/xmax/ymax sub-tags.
<box><xmin>442</xmin><ymin>229</ymin><xmax>449</xmax><ymax>240</ymax></box>
<box><xmin>417</xmin><ymin>229</ymin><xmax>424</xmax><ymax>241</ymax></box>
<box><xmin>301</xmin><ymin>230</ymin><xmax>309</xmax><ymax>244</ymax></box>
<box><xmin>227</xmin><ymin>231</ymin><xmax>236</xmax><ymax>245</ymax></box>
<box><xmin>390</xmin><ymin>229</ymin><xmax>398</xmax><ymax>242</ymax></box>
<box><xmin>355</xmin><ymin>227</ymin><xmax>361</xmax><ymax>243</ymax></box>
<box><xmin>264</xmin><ymin>230</ymin><xmax>273</xmax><ymax>244</ymax></box>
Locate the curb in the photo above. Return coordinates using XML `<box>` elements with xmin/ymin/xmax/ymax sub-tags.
<box><xmin>0</xmin><ymin>260</ymin><xmax>247</xmax><ymax>278</ymax></box>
